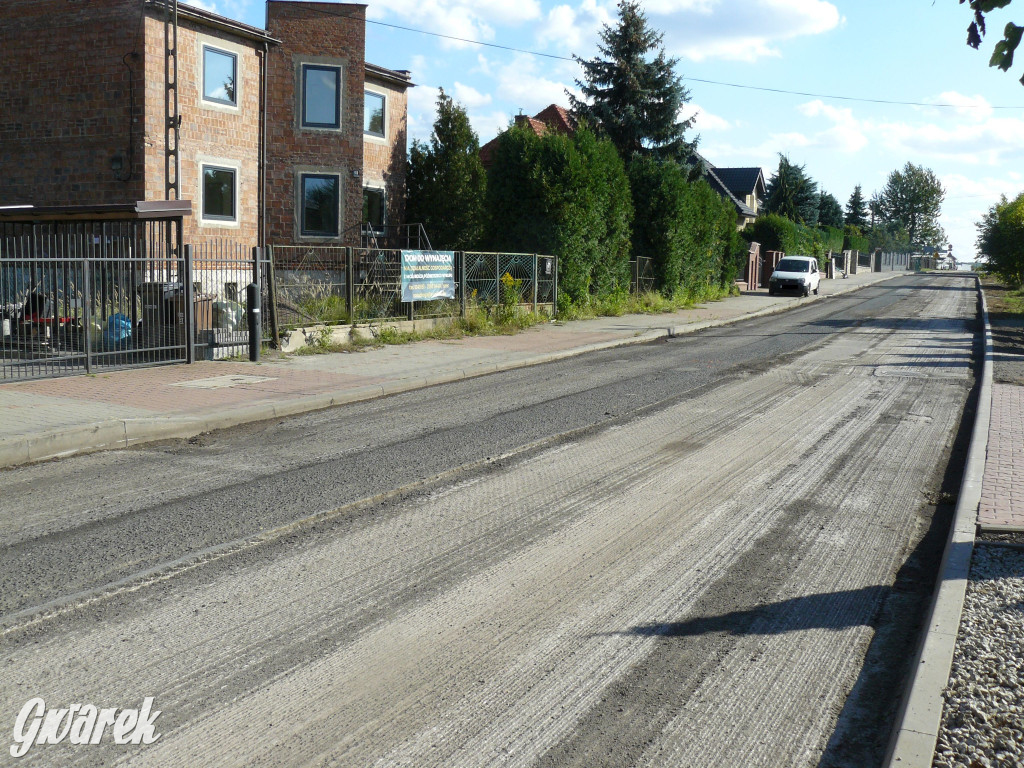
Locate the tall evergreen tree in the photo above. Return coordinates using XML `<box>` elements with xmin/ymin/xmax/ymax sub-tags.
<box><xmin>878</xmin><ymin>162</ymin><xmax>946</xmax><ymax>247</ymax></box>
<box><xmin>765</xmin><ymin>155</ymin><xmax>818</xmax><ymax>226</ymax></box>
<box><xmin>845</xmin><ymin>184</ymin><xmax>868</xmax><ymax>229</ymax></box>
<box><xmin>406</xmin><ymin>89</ymin><xmax>487</xmax><ymax>250</ymax></box>
<box><xmin>818</xmin><ymin>191</ymin><xmax>844</xmax><ymax>229</ymax></box>
<box><xmin>570</xmin><ymin>1</ymin><xmax>695</xmax><ymax>161</ymax></box>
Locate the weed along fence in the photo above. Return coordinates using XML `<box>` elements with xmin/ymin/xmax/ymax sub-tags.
<box><xmin>0</xmin><ymin>203</ymin><xmax>270</xmax><ymax>382</ymax></box>
<box><xmin>270</xmin><ymin>246</ymin><xmax>557</xmax><ymax>331</ymax></box>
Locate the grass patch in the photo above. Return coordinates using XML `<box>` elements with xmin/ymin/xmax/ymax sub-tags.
<box><xmin>557</xmin><ymin>283</ymin><xmax>735</xmax><ymax>320</ymax></box>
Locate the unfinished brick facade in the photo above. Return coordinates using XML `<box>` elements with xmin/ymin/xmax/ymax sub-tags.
<box><xmin>363</xmin><ymin>65</ymin><xmax>410</xmax><ymax>233</ymax></box>
<box><xmin>265</xmin><ymin>1</ymin><xmax>365</xmax><ymax>245</ymax></box>
<box><xmin>1</xmin><ymin>0</ymin><xmax>411</xmax><ymax>250</ymax></box>
<box><xmin>0</xmin><ymin>0</ymin><xmax>147</xmax><ymax>205</ymax></box>
<box><xmin>141</xmin><ymin>11</ymin><xmax>265</xmax><ymax>247</ymax></box>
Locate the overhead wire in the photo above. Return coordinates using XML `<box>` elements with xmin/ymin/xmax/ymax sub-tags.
<box><xmin>292</xmin><ymin>3</ymin><xmax>1024</xmax><ymax>109</ymax></box>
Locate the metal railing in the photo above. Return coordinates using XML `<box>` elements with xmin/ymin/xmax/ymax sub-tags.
<box><xmin>187</xmin><ymin>241</ymin><xmax>271</xmax><ymax>360</ymax></box>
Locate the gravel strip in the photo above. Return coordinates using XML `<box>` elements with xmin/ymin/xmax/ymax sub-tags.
<box><xmin>934</xmin><ymin>544</ymin><xmax>1024</xmax><ymax>768</ymax></box>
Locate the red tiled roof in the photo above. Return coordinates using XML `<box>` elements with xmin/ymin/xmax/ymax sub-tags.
<box><xmin>479</xmin><ymin>104</ymin><xmax>575</xmax><ymax>168</ymax></box>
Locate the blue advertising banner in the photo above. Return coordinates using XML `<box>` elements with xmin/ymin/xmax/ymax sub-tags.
<box><xmin>401</xmin><ymin>250</ymin><xmax>456</xmax><ymax>302</ymax></box>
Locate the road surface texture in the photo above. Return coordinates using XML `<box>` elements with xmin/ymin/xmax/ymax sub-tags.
<box><xmin>0</xmin><ymin>274</ymin><xmax>979</xmax><ymax>767</ymax></box>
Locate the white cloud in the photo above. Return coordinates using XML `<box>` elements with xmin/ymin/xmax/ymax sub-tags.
<box><xmin>681</xmin><ymin>103</ymin><xmax>731</xmax><ymax>132</ymax></box>
<box><xmin>453</xmin><ymin>82</ymin><xmax>493</xmax><ymax>109</ymax></box>
<box><xmin>652</xmin><ymin>0</ymin><xmax>842</xmax><ymax>62</ymax></box>
<box><xmin>491</xmin><ymin>55</ymin><xmax>576</xmax><ymax>113</ymax></box>
<box><xmin>923</xmin><ymin>92</ymin><xmax>995</xmax><ymax>121</ymax></box>
<box><xmin>535</xmin><ymin>0</ymin><xmax>614</xmax><ymax>55</ymax></box>
<box><xmin>872</xmin><ymin>114</ymin><xmax>1024</xmax><ymax>167</ymax></box>
<box><xmin>368</xmin><ymin>0</ymin><xmax>542</xmax><ymax>50</ymax></box>
<box><xmin>407</xmin><ymin>86</ymin><xmax>441</xmax><ymax>141</ymax></box>
<box><xmin>470</xmin><ymin>111</ymin><xmax>513</xmax><ymax>144</ymax></box>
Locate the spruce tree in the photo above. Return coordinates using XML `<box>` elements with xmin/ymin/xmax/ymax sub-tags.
<box><xmin>818</xmin><ymin>191</ymin><xmax>844</xmax><ymax>229</ymax></box>
<box><xmin>570</xmin><ymin>1</ymin><xmax>695</xmax><ymax>161</ymax></box>
<box><xmin>845</xmin><ymin>184</ymin><xmax>868</xmax><ymax>229</ymax></box>
<box><xmin>765</xmin><ymin>155</ymin><xmax>818</xmax><ymax>226</ymax></box>
<box><xmin>406</xmin><ymin>89</ymin><xmax>487</xmax><ymax>250</ymax></box>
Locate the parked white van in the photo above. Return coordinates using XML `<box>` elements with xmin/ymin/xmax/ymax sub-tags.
<box><xmin>768</xmin><ymin>256</ymin><xmax>820</xmax><ymax>297</ymax></box>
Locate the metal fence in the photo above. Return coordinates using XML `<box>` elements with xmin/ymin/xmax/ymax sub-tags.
<box><xmin>463</xmin><ymin>251</ymin><xmax>556</xmax><ymax>307</ymax></box>
<box><xmin>0</xmin><ymin>201</ymin><xmax>275</xmax><ymax>381</ymax></box>
<box><xmin>874</xmin><ymin>251</ymin><xmax>911</xmax><ymax>272</ymax></box>
<box><xmin>188</xmin><ymin>241</ymin><xmax>271</xmax><ymax>360</ymax></box>
<box><xmin>630</xmin><ymin>255</ymin><xmax>657</xmax><ymax>294</ymax></box>
<box><xmin>269</xmin><ymin>246</ymin><xmax>557</xmax><ymax>328</ymax></box>
<box><xmin>1</xmin><ymin>216</ymin><xmax>189</xmax><ymax>381</ymax></box>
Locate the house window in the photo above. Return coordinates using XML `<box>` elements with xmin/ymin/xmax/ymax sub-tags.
<box><xmin>362</xmin><ymin>188</ymin><xmax>385</xmax><ymax>232</ymax></box>
<box><xmin>364</xmin><ymin>92</ymin><xmax>385</xmax><ymax>137</ymax></box>
<box><xmin>302</xmin><ymin>64</ymin><xmax>341</xmax><ymax>129</ymax></box>
<box><xmin>202</xmin><ymin>165</ymin><xmax>236</xmax><ymax>221</ymax></box>
<box><xmin>301</xmin><ymin>174</ymin><xmax>340</xmax><ymax>237</ymax></box>
<box><xmin>203</xmin><ymin>46</ymin><xmax>237</xmax><ymax>106</ymax></box>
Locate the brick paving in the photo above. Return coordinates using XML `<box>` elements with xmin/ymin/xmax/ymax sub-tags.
<box><xmin>978</xmin><ymin>382</ymin><xmax>1024</xmax><ymax>529</ymax></box>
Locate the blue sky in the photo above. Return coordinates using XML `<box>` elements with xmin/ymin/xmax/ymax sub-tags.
<box><xmin>192</xmin><ymin>0</ymin><xmax>1024</xmax><ymax>260</ymax></box>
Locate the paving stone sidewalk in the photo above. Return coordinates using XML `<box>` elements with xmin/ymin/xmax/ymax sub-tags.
<box><xmin>978</xmin><ymin>382</ymin><xmax>1024</xmax><ymax>530</ymax></box>
<box><xmin>0</xmin><ymin>270</ymin><xmax>911</xmax><ymax>468</ymax></box>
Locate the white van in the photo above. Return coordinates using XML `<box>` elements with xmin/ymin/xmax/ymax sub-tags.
<box><xmin>768</xmin><ymin>256</ymin><xmax>820</xmax><ymax>297</ymax></box>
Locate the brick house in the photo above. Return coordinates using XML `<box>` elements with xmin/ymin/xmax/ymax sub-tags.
<box><xmin>0</xmin><ymin>0</ymin><xmax>412</xmax><ymax>248</ymax></box>
<box><xmin>478</xmin><ymin>104</ymin><xmax>575</xmax><ymax>169</ymax></box>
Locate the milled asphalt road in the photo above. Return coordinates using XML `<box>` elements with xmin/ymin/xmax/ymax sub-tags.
<box><xmin>0</xmin><ymin>274</ymin><xmax>979</xmax><ymax>767</ymax></box>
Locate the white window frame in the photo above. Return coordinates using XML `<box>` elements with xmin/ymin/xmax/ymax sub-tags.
<box><xmin>199</xmin><ymin>159</ymin><xmax>241</xmax><ymax>227</ymax></box>
<box><xmin>363</xmin><ymin>88</ymin><xmax>387</xmax><ymax>140</ymax></box>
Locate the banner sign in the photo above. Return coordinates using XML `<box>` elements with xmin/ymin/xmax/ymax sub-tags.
<box><xmin>401</xmin><ymin>250</ymin><xmax>456</xmax><ymax>302</ymax></box>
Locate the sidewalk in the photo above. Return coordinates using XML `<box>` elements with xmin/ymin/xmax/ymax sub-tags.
<box><xmin>0</xmin><ymin>269</ymin><xmax>905</xmax><ymax>469</ymax></box>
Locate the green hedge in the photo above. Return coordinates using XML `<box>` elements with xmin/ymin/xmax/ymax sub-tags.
<box><xmin>485</xmin><ymin>123</ymin><xmax>633</xmax><ymax>306</ymax></box>
<box><xmin>741</xmin><ymin>215</ymin><xmax>845</xmax><ymax>270</ymax></box>
<box><xmin>629</xmin><ymin>156</ymin><xmax>738</xmax><ymax>297</ymax></box>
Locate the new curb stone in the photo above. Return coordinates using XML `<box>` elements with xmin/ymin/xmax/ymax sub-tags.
<box><xmin>884</xmin><ymin>277</ymin><xmax>991</xmax><ymax>767</ymax></box>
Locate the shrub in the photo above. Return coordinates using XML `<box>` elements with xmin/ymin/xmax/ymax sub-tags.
<box><xmin>485</xmin><ymin>123</ymin><xmax>633</xmax><ymax>308</ymax></box>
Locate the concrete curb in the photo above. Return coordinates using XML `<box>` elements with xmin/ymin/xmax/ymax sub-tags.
<box><xmin>0</xmin><ymin>271</ymin><xmax>909</xmax><ymax>469</ymax></box>
<box><xmin>884</xmin><ymin>276</ymin><xmax>992</xmax><ymax>767</ymax></box>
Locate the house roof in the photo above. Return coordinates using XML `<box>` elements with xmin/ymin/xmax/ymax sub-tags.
<box><xmin>713</xmin><ymin>167</ymin><xmax>765</xmax><ymax>198</ymax></box>
<box><xmin>144</xmin><ymin>0</ymin><xmax>281</xmax><ymax>45</ymax></box>
<box><xmin>479</xmin><ymin>104</ymin><xmax>576</xmax><ymax>168</ymax></box>
<box><xmin>366</xmin><ymin>63</ymin><xmax>415</xmax><ymax>89</ymax></box>
<box><xmin>689</xmin><ymin>153</ymin><xmax>756</xmax><ymax>219</ymax></box>
<box><xmin>533</xmin><ymin>104</ymin><xmax>575</xmax><ymax>135</ymax></box>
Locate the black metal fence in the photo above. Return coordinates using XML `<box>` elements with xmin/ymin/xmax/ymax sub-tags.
<box><xmin>269</xmin><ymin>246</ymin><xmax>557</xmax><ymax>328</ymax></box>
<box><xmin>1</xmin><ymin>215</ymin><xmax>189</xmax><ymax>381</ymax></box>
<box><xmin>0</xmin><ymin>204</ymin><xmax>274</xmax><ymax>381</ymax></box>
<box><xmin>188</xmin><ymin>241</ymin><xmax>271</xmax><ymax>360</ymax></box>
